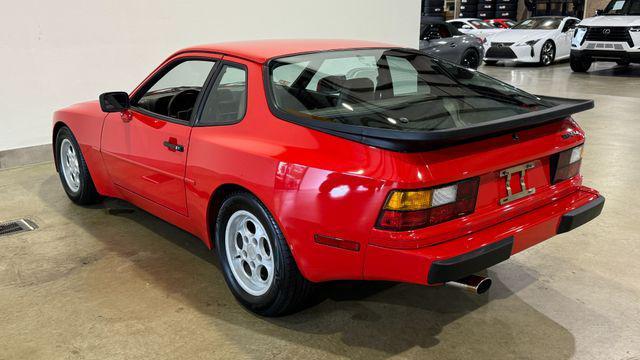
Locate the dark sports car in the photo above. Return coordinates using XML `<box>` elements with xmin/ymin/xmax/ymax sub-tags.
<box><xmin>420</xmin><ymin>20</ymin><xmax>485</xmax><ymax>69</ymax></box>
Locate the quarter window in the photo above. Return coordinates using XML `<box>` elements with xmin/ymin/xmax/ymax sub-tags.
<box><xmin>199</xmin><ymin>65</ymin><xmax>248</xmax><ymax>125</ymax></box>
<box><xmin>135</xmin><ymin>60</ymin><xmax>215</xmax><ymax>121</ymax></box>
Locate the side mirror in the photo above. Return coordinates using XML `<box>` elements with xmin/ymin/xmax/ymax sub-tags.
<box><xmin>595</xmin><ymin>9</ymin><xmax>604</xmax><ymax>15</ymax></box>
<box><xmin>99</xmin><ymin>92</ymin><xmax>130</xmax><ymax>112</ymax></box>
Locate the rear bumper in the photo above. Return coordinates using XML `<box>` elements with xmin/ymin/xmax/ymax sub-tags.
<box><xmin>571</xmin><ymin>49</ymin><xmax>640</xmax><ymax>63</ymax></box>
<box><xmin>363</xmin><ymin>187</ymin><xmax>603</xmax><ymax>285</ymax></box>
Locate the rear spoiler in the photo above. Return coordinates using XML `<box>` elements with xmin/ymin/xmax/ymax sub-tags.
<box><xmin>291</xmin><ymin>96</ymin><xmax>594</xmax><ymax>152</ymax></box>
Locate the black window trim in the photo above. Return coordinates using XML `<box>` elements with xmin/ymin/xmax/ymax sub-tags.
<box><xmin>193</xmin><ymin>60</ymin><xmax>249</xmax><ymax>127</ymax></box>
<box><xmin>129</xmin><ymin>56</ymin><xmax>222</xmax><ymax>127</ymax></box>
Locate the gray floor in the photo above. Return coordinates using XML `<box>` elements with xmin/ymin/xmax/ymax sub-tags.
<box><xmin>1</xmin><ymin>62</ymin><xmax>639</xmax><ymax>360</ymax></box>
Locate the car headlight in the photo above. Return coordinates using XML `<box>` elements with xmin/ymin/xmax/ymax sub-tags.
<box><xmin>630</xmin><ymin>26</ymin><xmax>640</xmax><ymax>32</ymax></box>
<box><xmin>515</xmin><ymin>39</ymin><xmax>540</xmax><ymax>47</ymax></box>
<box><xmin>572</xmin><ymin>27</ymin><xmax>588</xmax><ymax>47</ymax></box>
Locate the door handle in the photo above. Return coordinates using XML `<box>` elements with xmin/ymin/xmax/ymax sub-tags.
<box><xmin>163</xmin><ymin>140</ymin><xmax>184</xmax><ymax>152</ymax></box>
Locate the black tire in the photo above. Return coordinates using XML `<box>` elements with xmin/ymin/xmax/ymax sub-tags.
<box><xmin>570</xmin><ymin>53</ymin><xmax>592</xmax><ymax>72</ymax></box>
<box><xmin>616</xmin><ymin>59</ymin><xmax>630</xmax><ymax>67</ymax></box>
<box><xmin>461</xmin><ymin>0</ymin><xmax>479</xmax><ymax>4</ymax></box>
<box><xmin>477</xmin><ymin>11</ymin><xmax>491</xmax><ymax>18</ymax></box>
<box><xmin>496</xmin><ymin>10</ymin><xmax>517</xmax><ymax>18</ymax></box>
<box><xmin>460</xmin><ymin>4</ymin><xmax>477</xmax><ymax>11</ymax></box>
<box><xmin>216</xmin><ymin>191</ymin><xmax>314</xmax><ymax>316</ymax></box>
<box><xmin>55</xmin><ymin>126</ymin><xmax>102</xmax><ymax>205</ymax></box>
<box><xmin>496</xmin><ymin>3</ymin><xmax>517</xmax><ymax>10</ymax></box>
<box><xmin>459</xmin><ymin>10</ymin><xmax>479</xmax><ymax>17</ymax></box>
<box><xmin>539</xmin><ymin>40</ymin><xmax>556</xmax><ymax>66</ymax></box>
<box><xmin>479</xmin><ymin>3</ymin><xmax>494</xmax><ymax>10</ymax></box>
<box><xmin>484</xmin><ymin>60</ymin><xmax>499</xmax><ymax>65</ymax></box>
<box><xmin>460</xmin><ymin>48</ymin><xmax>481</xmax><ymax>69</ymax></box>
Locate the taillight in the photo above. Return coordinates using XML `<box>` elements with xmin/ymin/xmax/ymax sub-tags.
<box><xmin>551</xmin><ymin>145</ymin><xmax>583</xmax><ymax>184</ymax></box>
<box><xmin>376</xmin><ymin>178</ymin><xmax>480</xmax><ymax>231</ymax></box>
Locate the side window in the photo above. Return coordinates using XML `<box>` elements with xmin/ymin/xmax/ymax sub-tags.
<box><xmin>135</xmin><ymin>60</ymin><xmax>215</xmax><ymax>121</ymax></box>
<box><xmin>450</xmin><ymin>21</ymin><xmax>463</xmax><ymax>29</ymax></box>
<box><xmin>436</xmin><ymin>24</ymin><xmax>452</xmax><ymax>38</ymax></box>
<box><xmin>199</xmin><ymin>65</ymin><xmax>248</xmax><ymax>125</ymax></box>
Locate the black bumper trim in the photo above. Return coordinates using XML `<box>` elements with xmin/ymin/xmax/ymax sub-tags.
<box><xmin>557</xmin><ymin>195</ymin><xmax>605</xmax><ymax>234</ymax></box>
<box><xmin>427</xmin><ymin>236</ymin><xmax>514</xmax><ymax>284</ymax></box>
<box><xmin>572</xmin><ymin>50</ymin><xmax>640</xmax><ymax>63</ymax></box>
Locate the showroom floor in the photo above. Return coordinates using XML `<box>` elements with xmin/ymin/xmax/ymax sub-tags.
<box><xmin>1</xmin><ymin>62</ymin><xmax>639</xmax><ymax>360</ymax></box>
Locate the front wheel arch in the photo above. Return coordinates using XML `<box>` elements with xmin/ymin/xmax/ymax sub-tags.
<box><xmin>52</xmin><ymin>121</ymin><xmax>69</xmax><ymax>172</ymax></box>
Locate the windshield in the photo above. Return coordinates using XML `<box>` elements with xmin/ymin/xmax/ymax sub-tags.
<box><xmin>267</xmin><ymin>49</ymin><xmax>551</xmax><ymax>132</ymax></box>
<box><xmin>470</xmin><ymin>20</ymin><xmax>495</xmax><ymax>29</ymax></box>
<box><xmin>602</xmin><ymin>0</ymin><xmax>640</xmax><ymax>14</ymax></box>
<box><xmin>513</xmin><ymin>18</ymin><xmax>562</xmax><ymax>30</ymax></box>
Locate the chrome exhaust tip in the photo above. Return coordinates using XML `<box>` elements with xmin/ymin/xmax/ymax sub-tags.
<box><xmin>445</xmin><ymin>275</ymin><xmax>492</xmax><ymax>295</ymax></box>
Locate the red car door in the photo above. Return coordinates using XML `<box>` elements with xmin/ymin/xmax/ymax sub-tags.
<box><xmin>101</xmin><ymin>56</ymin><xmax>219</xmax><ymax>215</ymax></box>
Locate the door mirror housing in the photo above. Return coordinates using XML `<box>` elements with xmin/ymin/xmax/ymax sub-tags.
<box><xmin>99</xmin><ymin>92</ymin><xmax>130</xmax><ymax>113</ymax></box>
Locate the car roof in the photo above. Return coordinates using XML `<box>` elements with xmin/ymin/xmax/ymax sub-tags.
<box><xmin>173</xmin><ymin>39</ymin><xmax>399</xmax><ymax>64</ymax></box>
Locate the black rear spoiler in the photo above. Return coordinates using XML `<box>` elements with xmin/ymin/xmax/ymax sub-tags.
<box><xmin>289</xmin><ymin>96</ymin><xmax>594</xmax><ymax>152</ymax></box>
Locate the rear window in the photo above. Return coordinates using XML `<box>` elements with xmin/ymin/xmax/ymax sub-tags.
<box><xmin>266</xmin><ymin>49</ymin><xmax>551</xmax><ymax>132</ymax></box>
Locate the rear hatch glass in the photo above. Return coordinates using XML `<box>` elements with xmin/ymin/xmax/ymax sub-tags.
<box><xmin>266</xmin><ymin>48</ymin><xmax>592</xmax><ymax>152</ymax></box>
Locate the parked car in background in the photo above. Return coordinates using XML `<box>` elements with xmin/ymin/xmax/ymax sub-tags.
<box><xmin>484</xmin><ymin>16</ymin><xmax>580</xmax><ymax>66</ymax></box>
<box><xmin>420</xmin><ymin>20</ymin><xmax>485</xmax><ymax>68</ymax></box>
<box><xmin>485</xmin><ymin>18</ymin><xmax>517</xmax><ymax>29</ymax></box>
<box><xmin>570</xmin><ymin>0</ymin><xmax>640</xmax><ymax>72</ymax></box>
<box><xmin>52</xmin><ymin>40</ymin><xmax>603</xmax><ymax>316</ymax></box>
<box><xmin>447</xmin><ymin>18</ymin><xmax>505</xmax><ymax>42</ymax></box>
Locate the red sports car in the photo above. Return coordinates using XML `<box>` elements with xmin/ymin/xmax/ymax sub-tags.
<box><xmin>53</xmin><ymin>40</ymin><xmax>604</xmax><ymax>316</ymax></box>
<box><xmin>485</xmin><ymin>18</ymin><xmax>517</xmax><ymax>29</ymax></box>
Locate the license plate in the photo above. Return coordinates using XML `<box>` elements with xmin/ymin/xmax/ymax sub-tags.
<box><xmin>499</xmin><ymin>162</ymin><xmax>536</xmax><ymax>205</ymax></box>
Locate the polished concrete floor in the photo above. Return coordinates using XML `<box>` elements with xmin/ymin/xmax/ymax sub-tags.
<box><xmin>1</xmin><ymin>62</ymin><xmax>639</xmax><ymax>360</ymax></box>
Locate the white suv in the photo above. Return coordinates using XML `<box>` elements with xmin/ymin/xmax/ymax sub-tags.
<box><xmin>570</xmin><ymin>0</ymin><xmax>640</xmax><ymax>72</ymax></box>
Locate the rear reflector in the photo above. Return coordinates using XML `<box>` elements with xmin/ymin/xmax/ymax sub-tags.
<box><xmin>314</xmin><ymin>234</ymin><xmax>360</xmax><ymax>251</ymax></box>
<box><xmin>377</xmin><ymin>178</ymin><xmax>480</xmax><ymax>231</ymax></box>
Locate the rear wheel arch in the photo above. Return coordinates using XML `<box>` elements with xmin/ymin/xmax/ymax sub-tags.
<box><xmin>206</xmin><ymin>184</ymin><xmax>288</xmax><ymax>249</ymax></box>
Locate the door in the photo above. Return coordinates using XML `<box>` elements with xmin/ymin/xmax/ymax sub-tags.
<box><xmin>101</xmin><ymin>57</ymin><xmax>219</xmax><ymax>215</ymax></box>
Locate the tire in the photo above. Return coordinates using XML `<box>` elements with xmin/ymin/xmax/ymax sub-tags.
<box><xmin>55</xmin><ymin>126</ymin><xmax>102</xmax><ymax>205</ymax></box>
<box><xmin>496</xmin><ymin>3</ymin><xmax>517</xmax><ymax>10</ymax></box>
<box><xmin>460</xmin><ymin>4</ymin><xmax>477</xmax><ymax>11</ymax></box>
<box><xmin>460</xmin><ymin>0</ymin><xmax>479</xmax><ymax>4</ymax></box>
<box><xmin>479</xmin><ymin>3</ymin><xmax>494</xmax><ymax>10</ymax></box>
<box><xmin>570</xmin><ymin>53</ymin><xmax>592</xmax><ymax>72</ymax></box>
<box><xmin>496</xmin><ymin>10</ymin><xmax>517</xmax><ymax>18</ymax></box>
<box><xmin>477</xmin><ymin>11</ymin><xmax>491</xmax><ymax>18</ymax></box>
<box><xmin>216</xmin><ymin>191</ymin><xmax>314</xmax><ymax>316</ymax></box>
<box><xmin>484</xmin><ymin>60</ymin><xmax>499</xmax><ymax>65</ymax></box>
<box><xmin>539</xmin><ymin>40</ymin><xmax>555</xmax><ymax>66</ymax></box>
<box><xmin>459</xmin><ymin>10</ymin><xmax>479</xmax><ymax>17</ymax></box>
<box><xmin>460</xmin><ymin>48</ymin><xmax>481</xmax><ymax>69</ymax></box>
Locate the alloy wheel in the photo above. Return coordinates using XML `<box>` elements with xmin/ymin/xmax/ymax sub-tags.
<box><xmin>224</xmin><ymin>210</ymin><xmax>275</xmax><ymax>296</ymax></box>
<box><xmin>60</xmin><ymin>139</ymin><xmax>80</xmax><ymax>193</ymax></box>
<box><xmin>541</xmin><ymin>42</ymin><xmax>555</xmax><ymax>66</ymax></box>
<box><xmin>461</xmin><ymin>50</ymin><xmax>479</xmax><ymax>69</ymax></box>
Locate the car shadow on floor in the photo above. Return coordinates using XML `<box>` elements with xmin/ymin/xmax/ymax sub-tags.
<box><xmin>38</xmin><ymin>174</ymin><xmax>576</xmax><ymax>359</ymax></box>
<box><xmin>584</xmin><ymin>64</ymin><xmax>640</xmax><ymax>77</ymax></box>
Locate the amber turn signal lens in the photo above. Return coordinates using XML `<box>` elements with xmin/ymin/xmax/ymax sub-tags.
<box><xmin>384</xmin><ymin>190</ymin><xmax>432</xmax><ymax>211</ymax></box>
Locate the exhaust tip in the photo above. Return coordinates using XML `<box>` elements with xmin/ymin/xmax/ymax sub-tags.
<box><xmin>475</xmin><ymin>277</ymin><xmax>492</xmax><ymax>294</ymax></box>
<box><xmin>445</xmin><ymin>275</ymin><xmax>492</xmax><ymax>295</ymax></box>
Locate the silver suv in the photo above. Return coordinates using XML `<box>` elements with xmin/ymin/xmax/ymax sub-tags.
<box><xmin>570</xmin><ymin>0</ymin><xmax>640</xmax><ymax>72</ymax></box>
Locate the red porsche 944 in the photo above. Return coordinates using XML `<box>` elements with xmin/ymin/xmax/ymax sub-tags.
<box><xmin>53</xmin><ymin>40</ymin><xmax>603</xmax><ymax>316</ymax></box>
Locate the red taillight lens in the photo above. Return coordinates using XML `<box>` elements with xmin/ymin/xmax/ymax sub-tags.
<box><xmin>552</xmin><ymin>145</ymin><xmax>583</xmax><ymax>184</ymax></box>
<box><xmin>376</xmin><ymin>178</ymin><xmax>479</xmax><ymax>231</ymax></box>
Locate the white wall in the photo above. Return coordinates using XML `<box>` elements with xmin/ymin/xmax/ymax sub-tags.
<box><xmin>0</xmin><ymin>0</ymin><xmax>420</xmax><ymax>152</ymax></box>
